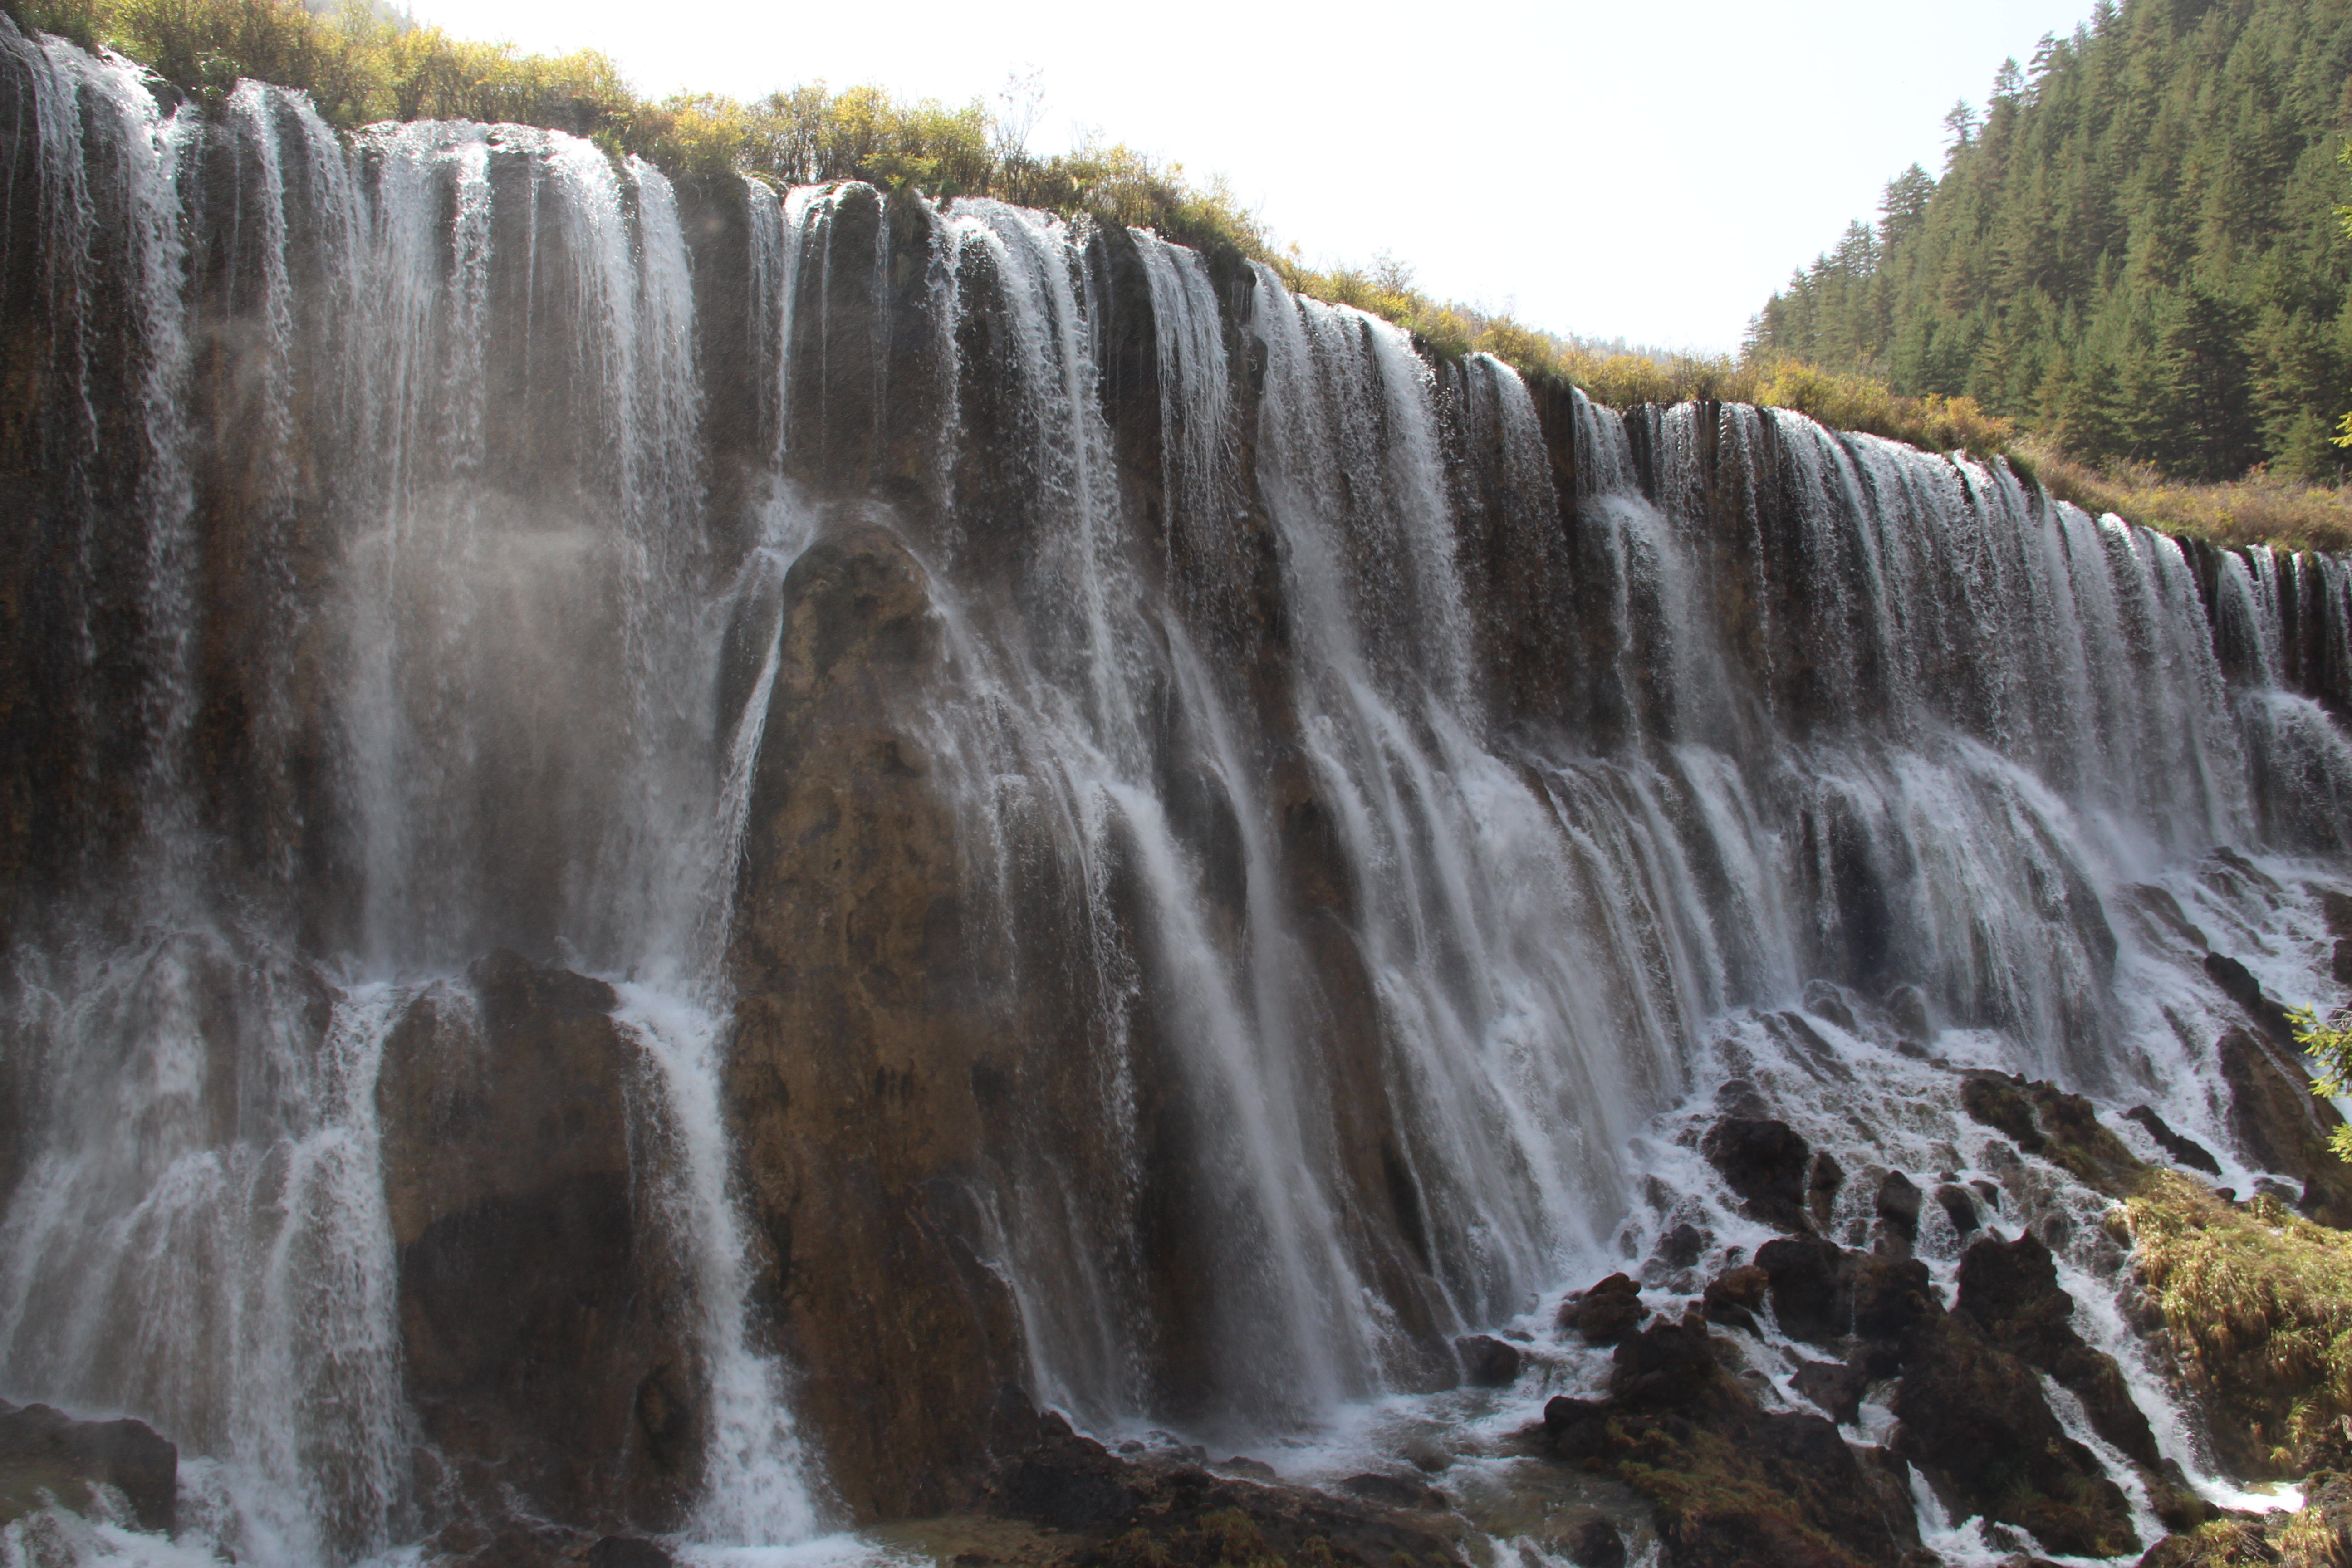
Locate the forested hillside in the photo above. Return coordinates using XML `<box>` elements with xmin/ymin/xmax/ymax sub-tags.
<box><xmin>1749</xmin><ymin>0</ymin><xmax>2352</xmax><ymax>482</ymax></box>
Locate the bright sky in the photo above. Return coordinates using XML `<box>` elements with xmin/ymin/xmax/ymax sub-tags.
<box><xmin>405</xmin><ymin>0</ymin><xmax>2096</xmax><ymax>353</ymax></box>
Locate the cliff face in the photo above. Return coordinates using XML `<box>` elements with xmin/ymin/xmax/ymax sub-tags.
<box><xmin>1</xmin><ymin>20</ymin><xmax>2351</xmax><ymax>1566</ymax></box>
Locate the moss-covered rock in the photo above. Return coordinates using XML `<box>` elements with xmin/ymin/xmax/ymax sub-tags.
<box><xmin>1537</xmin><ymin>1314</ymin><xmax>1922</xmax><ymax>1568</ymax></box>
<box><xmin>1955</xmin><ymin>1232</ymin><xmax>2160</xmax><ymax>1470</ymax></box>
<box><xmin>1889</xmin><ymin>1310</ymin><xmax>2140</xmax><ymax>1558</ymax></box>
<box><xmin>2137</xmin><ymin>1471</ymin><xmax>2352</xmax><ymax>1568</ymax></box>
<box><xmin>2127</xmin><ymin>1175</ymin><xmax>2352</xmax><ymax>1477</ymax></box>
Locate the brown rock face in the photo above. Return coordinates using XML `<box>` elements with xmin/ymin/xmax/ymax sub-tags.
<box><xmin>1954</xmin><ymin>1233</ymin><xmax>2158</xmax><ymax>1470</ymax></box>
<box><xmin>1890</xmin><ymin>1313</ymin><xmax>2138</xmax><ymax>1558</ymax></box>
<box><xmin>376</xmin><ymin>951</ymin><xmax>700</xmax><ymax>1530</ymax></box>
<box><xmin>0</xmin><ymin>1399</ymin><xmax>176</xmax><ymax>1533</ymax></box>
<box><xmin>1538</xmin><ymin>1313</ymin><xmax>1922</xmax><ymax>1568</ymax></box>
<box><xmin>724</xmin><ymin>522</ymin><xmax>1029</xmax><ymax>1522</ymax></box>
<box><xmin>1700</xmin><ymin>1117</ymin><xmax>1812</xmax><ymax>1231</ymax></box>
<box><xmin>2216</xmin><ymin>1026</ymin><xmax>2352</xmax><ymax>1225</ymax></box>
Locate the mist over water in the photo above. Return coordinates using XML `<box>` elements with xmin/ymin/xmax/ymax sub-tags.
<box><xmin>0</xmin><ymin>17</ymin><xmax>2347</xmax><ymax>1565</ymax></box>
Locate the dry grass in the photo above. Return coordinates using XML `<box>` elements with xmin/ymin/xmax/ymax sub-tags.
<box><xmin>2021</xmin><ymin>441</ymin><xmax>2352</xmax><ymax>554</ymax></box>
<box><xmin>2126</xmin><ymin>1173</ymin><xmax>2352</xmax><ymax>1475</ymax></box>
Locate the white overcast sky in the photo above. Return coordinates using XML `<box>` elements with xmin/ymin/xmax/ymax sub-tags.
<box><xmin>403</xmin><ymin>0</ymin><xmax>2095</xmax><ymax>353</ymax></box>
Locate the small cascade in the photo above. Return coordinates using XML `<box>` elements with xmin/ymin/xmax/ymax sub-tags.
<box><xmin>0</xmin><ymin>22</ymin><xmax>2349</xmax><ymax>1565</ymax></box>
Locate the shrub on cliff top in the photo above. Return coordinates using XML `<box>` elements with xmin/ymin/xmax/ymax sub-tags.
<box><xmin>2026</xmin><ymin>446</ymin><xmax>2352</xmax><ymax>555</ymax></box>
<box><xmin>16</xmin><ymin>0</ymin><xmax>2241</xmax><ymax>494</ymax></box>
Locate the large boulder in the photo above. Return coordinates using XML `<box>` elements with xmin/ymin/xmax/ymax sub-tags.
<box><xmin>1754</xmin><ymin>1235</ymin><xmax>1852</xmax><ymax>1346</ymax></box>
<box><xmin>1700</xmin><ymin>1117</ymin><xmax>1812</xmax><ymax>1232</ymax></box>
<box><xmin>2216</xmin><ymin>1028</ymin><xmax>2352</xmax><ymax>1225</ymax></box>
<box><xmin>376</xmin><ymin>950</ymin><xmax>699</xmax><ymax>1530</ymax></box>
<box><xmin>1537</xmin><ymin>1314</ymin><xmax>1922</xmax><ymax>1568</ymax></box>
<box><xmin>1955</xmin><ymin>1233</ymin><xmax>2160</xmax><ymax>1470</ymax></box>
<box><xmin>1891</xmin><ymin>1311</ymin><xmax>2138</xmax><ymax>1558</ymax></box>
<box><xmin>0</xmin><ymin>1400</ymin><xmax>175</xmax><ymax>1534</ymax></box>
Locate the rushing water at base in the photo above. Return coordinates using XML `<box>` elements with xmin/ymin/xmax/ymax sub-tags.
<box><xmin>0</xmin><ymin>19</ymin><xmax>2349</xmax><ymax>1566</ymax></box>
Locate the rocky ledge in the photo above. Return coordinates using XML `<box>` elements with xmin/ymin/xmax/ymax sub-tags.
<box><xmin>1514</xmin><ymin>1036</ymin><xmax>2352</xmax><ymax>1568</ymax></box>
<box><xmin>0</xmin><ymin>1398</ymin><xmax>176</xmax><ymax>1534</ymax></box>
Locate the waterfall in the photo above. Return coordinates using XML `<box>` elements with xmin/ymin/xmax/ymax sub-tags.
<box><xmin>1</xmin><ymin>20</ymin><xmax>2350</xmax><ymax>1565</ymax></box>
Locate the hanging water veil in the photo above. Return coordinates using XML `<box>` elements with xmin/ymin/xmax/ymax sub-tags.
<box><xmin>0</xmin><ymin>16</ymin><xmax>2349</xmax><ymax>1567</ymax></box>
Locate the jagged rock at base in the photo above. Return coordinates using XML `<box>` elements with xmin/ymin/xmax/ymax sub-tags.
<box><xmin>977</xmin><ymin>1409</ymin><xmax>1466</xmax><ymax>1568</ymax></box>
<box><xmin>0</xmin><ymin>1400</ymin><xmax>176</xmax><ymax>1534</ymax></box>
<box><xmin>1536</xmin><ymin>1314</ymin><xmax>1924</xmax><ymax>1568</ymax></box>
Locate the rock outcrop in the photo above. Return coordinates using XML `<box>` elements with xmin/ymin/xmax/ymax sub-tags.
<box><xmin>2215</xmin><ymin>1027</ymin><xmax>2352</xmax><ymax>1225</ymax></box>
<box><xmin>0</xmin><ymin>1400</ymin><xmax>175</xmax><ymax>1534</ymax></box>
<box><xmin>1538</xmin><ymin>1314</ymin><xmax>1923</xmax><ymax>1568</ymax></box>
<box><xmin>376</xmin><ymin>951</ymin><xmax>698</xmax><ymax>1530</ymax></box>
<box><xmin>723</xmin><ymin>523</ymin><xmax>1032</xmax><ymax>1520</ymax></box>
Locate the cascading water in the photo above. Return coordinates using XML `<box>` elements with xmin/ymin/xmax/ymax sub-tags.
<box><xmin>2</xmin><ymin>17</ymin><xmax>2350</xmax><ymax>1567</ymax></box>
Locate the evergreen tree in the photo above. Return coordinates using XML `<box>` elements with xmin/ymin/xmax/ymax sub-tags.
<box><xmin>1750</xmin><ymin>0</ymin><xmax>2352</xmax><ymax>482</ymax></box>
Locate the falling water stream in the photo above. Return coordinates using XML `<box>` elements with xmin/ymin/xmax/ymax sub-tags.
<box><xmin>0</xmin><ymin>21</ymin><xmax>2349</xmax><ymax>1568</ymax></box>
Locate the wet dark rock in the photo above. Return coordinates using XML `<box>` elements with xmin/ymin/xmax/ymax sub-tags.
<box><xmin>1793</xmin><ymin>1360</ymin><xmax>1867</xmax><ymax>1425</ymax></box>
<box><xmin>1849</xmin><ymin>1257</ymin><xmax>1943</xmax><ymax>1344</ymax></box>
<box><xmin>1534</xmin><ymin>1313</ymin><xmax>1921</xmax><ymax>1568</ymax></box>
<box><xmin>1959</xmin><ymin>1075</ymin><xmax>2147</xmax><ymax>1193</ymax></box>
<box><xmin>998</xmin><ymin>1417</ymin><xmax>1147</xmax><ymax>1535</ymax></box>
<box><xmin>1755</xmin><ymin>1235</ymin><xmax>1852</xmax><ymax>1345</ymax></box>
<box><xmin>1560</xmin><ymin>1273</ymin><xmax>1650</xmax><ymax>1344</ymax></box>
<box><xmin>376</xmin><ymin>951</ymin><xmax>697</xmax><ymax>1529</ymax></box>
<box><xmin>1656</xmin><ymin>1222</ymin><xmax>1707</xmax><ymax>1269</ymax></box>
<box><xmin>1932</xmin><ymin>1184</ymin><xmax>1981</xmax><ymax>1237</ymax></box>
<box><xmin>1884</xmin><ymin>984</ymin><xmax>1931</xmax><ymax>1039</ymax></box>
<box><xmin>1543</xmin><ymin>1396</ymin><xmax>1611</xmax><ymax>1460</ymax></box>
<box><xmin>1566</xmin><ymin>1517</ymin><xmax>1628</xmax><ymax>1568</ymax></box>
<box><xmin>1960</xmin><ymin>1075</ymin><xmax>2047</xmax><ymax>1155</ymax></box>
<box><xmin>972</xmin><ymin>1408</ymin><xmax>1474</xmax><ymax>1567</ymax></box>
<box><xmin>1890</xmin><ymin>1313</ymin><xmax>2139</xmax><ymax>1558</ymax></box>
<box><xmin>2337</xmin><ymin>939</ymin><xmax>2352</xmax><ymax>987</ymax></box>
<box><xmin>0</xmin><ymin>1400</ymin><xmax>176</xmax><ymax>1534</ymax></box>
<box><xmin>1809</xmin><ymin>1151</ymin><xmax>1847</xmax><ymax>1229</ymax></box>
<box><xmin>1803</xmin><ymin>979</ymin><xmax>1858</xmax><ymax>1033</ymax></box>
<box><xmin>2125</xmin><ymin>1106</ymin><xmax>2223</xmax><ymax>1176</ymax></box>
<box><xmin>1611</xmin><ymin>1314</ymin><xmax>1724</xmax><ymax>1406</ymax></box>
<box><xmin>1336</xmin><ymin>1472</ymin><xmax>1443</xmax><ymax>1510</ymax></box>
<box><xmin>1873</xmin><ymin>1172</ymin><xmax>1923</xmax><ymax>1241</ymax></box>
<box><xmin>429</xmin><ymin>1517</ymin><xmax>678</xmax><ymax>1568</ymax></box>
<box><xmin>1455</xmin><ymin>1333</ymin><xmax>1523</xmax><ymax>1387</ymax></box>
<box><xmin>2206</xmin><ymin>952</ymin><xmax>2301</xmax><ymax>1051</ymax></box>
<box><xmin>2127</xmin><ymin>884</ymin><xmax>2210</xmax><ymax>951</ymax></box>
<box><xmin>2324</xmin><ymin>892</ymin><xmax>2352</xmax><ymax>938</ymax></box>
<box><xmin>1955</xmin><ymin>1233</ymin><xmax>2161</xmax><ymax>1470</ymax></box>
<box><xmin>1702</xmin><ymin>1264</ymin><xmax>1769</xmax><ymax>1333</ymax></box>
<box><xmin>1701</xmin><ymin>1117</ymin><xmax>1813</xmax><ymax>1231</ymax></box>
<box><xmin>2216</xmin><ymin>1027</ymin><xmax>2352</xmax><ymax>1226</ymax></box>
